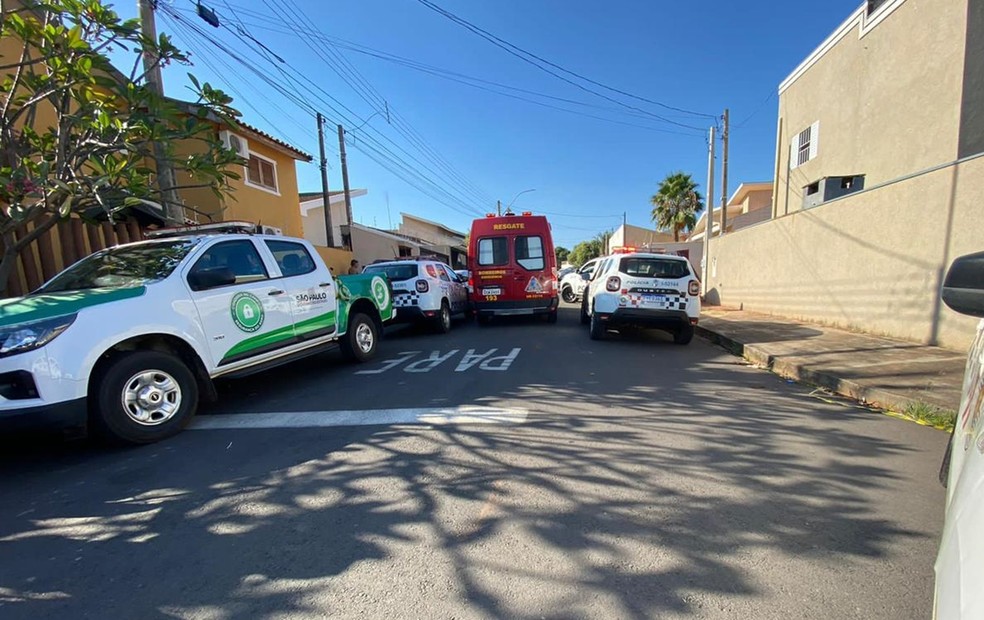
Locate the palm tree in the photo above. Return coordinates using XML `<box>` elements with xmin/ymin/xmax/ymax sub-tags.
<box><xmin>650</xmin><ymin>172</ymin><xmax>705</xmax><ymax>242</ymax></box>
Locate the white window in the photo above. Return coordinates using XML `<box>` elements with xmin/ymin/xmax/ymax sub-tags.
<box><xmin>246</xmin><ymin>153</ymin><xmax>278</xmax><ymax>193</ymax></box>
<box><xmin>790</xmin><ymin>121</ymin><xmax>819</xmax><ymax>169</ymax></box>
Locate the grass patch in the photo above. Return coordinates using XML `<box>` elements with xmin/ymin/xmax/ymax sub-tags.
<box><xmin>894</xmin><ymin>402</ymin><xmax>957</xmax><ymax>432</ymax></box>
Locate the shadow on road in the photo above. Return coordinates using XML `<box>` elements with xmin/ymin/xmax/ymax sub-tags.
<box><xmin>0</xmin><ymin>305</ymin><xmax>941</xmax><ymax>618</ymax></box>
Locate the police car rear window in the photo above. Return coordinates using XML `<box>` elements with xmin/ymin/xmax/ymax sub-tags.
<box><xmin>619</xmin><ymin>257</ymin><xmax>689</xmax><ymax>279</ymax></box>
<box><xmin>364</xmin><ymin>263</ymin><xmax>419</xmax><ymax>282</ymax></box>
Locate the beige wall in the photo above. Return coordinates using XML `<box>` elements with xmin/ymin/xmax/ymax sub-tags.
<box><xmin>399</xmin><ymin>217</ymin><xmax>465</xmax><ymax>247</ymax></box>
<box><xmin>349</xmin><ymin>226</ymin><xmax>420</xmax><ymax>266</ymax></box>
<box><xmin>708</xmin><ymin>155</ymin><xmax>984</xmax><ymax>350</ymax></box>
<box><xmin>740</xmin><ymin>190</ymin><xmax>772</xmax><ymax>215</ymax></box>
<box><xmin>776</xmin><ymin>0</ymin><xmax>968</xmax><ymax>216</ymax></box>
<box><xmin>301</xmin><ymin>200</ymin><xmax>348</xmax><ymax>247</ymax></box>
<box><xmin>609</xmin><ymin>224</ymin><xmax>678</xmax><ymax>248</ymax></box>
<box><xmin>312</xmin><ymin>246</ymin><xmax>354</xmax><ymax>277</ymax></box>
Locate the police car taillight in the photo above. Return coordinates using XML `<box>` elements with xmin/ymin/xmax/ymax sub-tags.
<box><xmin>606</xmin><ymin>276</ymin><xmax>621</xmax><ymax>292</ymax></box>
<box><xmin>688</xmin><ymin>279</ymin><xmax>700</xmax><ymax>296</ymax></box>
<box><xmin>416</xmin><ymin>279</ymin><xmax>429</xmax><ymax>293</ymax></box>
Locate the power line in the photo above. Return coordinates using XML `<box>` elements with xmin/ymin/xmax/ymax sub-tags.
<box><xmin>414</xmin><ymin>0</ymin><xmax>713</xmax><ymax>130</ymax></box>
<box><xmin>179</xmin><ymin>4</ymin><xmax>707</xmax><ymax>138</ymax></box>
<box><xmin>161</xmin><ymin>12</ymin><xmax>321</xmax><ymax>152</ymax></box>
<box><xmin>161</xmin><ymin>3</ymin><xmax>489</xmax><ymax>218</ymax></box>
<box><xmin>733</xmin><ymin>90</ymin><xmax>777</xmax><ymax>129</ymax></box>
<box><xmin>264</xmin><ymin>0</ymin><xmax>496</xmax><ymax>209</ymax></box>
<box><xmin>195</xmin><ymin>6</ymin><xmax>706</xmax><ymax>122</ymax></box>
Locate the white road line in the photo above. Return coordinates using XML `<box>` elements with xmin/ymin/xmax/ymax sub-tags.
<box><xmin>188</xmin><ymin>406</ymin><xmax>529</xmax><ymax>430</ymax></box>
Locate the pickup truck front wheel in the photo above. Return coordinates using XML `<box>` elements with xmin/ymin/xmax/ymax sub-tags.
<box><xmin>341</xmin><ymin>312</ymin><xmax>378</xmax><ymax>362</ymax></box>
<box><xmin>92</xmin><ymin>351</ymin><xmax>199</xmax><ymax>444</ymax></box>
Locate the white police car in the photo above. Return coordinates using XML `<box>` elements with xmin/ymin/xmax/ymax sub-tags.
<box><xmin>935</xmin><ymin>251</ymin><xmax>984</xmax><ymax>619</ymax></box>
<box><xmin>363</xmin><ymin>259</ymin><xmax>468</xmax><ymax>333</ymax></box>
<box><xmin>560</xmin><ymin>258</ymin><xmax>600</xmax><ymax>303</ymax></box>
<box><xmin>580</xmin><ymin>249</ymin><xmax>700</xmax><ymax>344</ymax></box>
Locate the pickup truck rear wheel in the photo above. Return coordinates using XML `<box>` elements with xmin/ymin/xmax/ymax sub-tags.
<box><xmin>341</xmin><ymin>312</ymin><xmax>378</xmax><ymax>362</ymax></box>
<box><xmin>91</xmin><ymin>351</ymin><xmax>199</xmax><ymax>444</ymax></box>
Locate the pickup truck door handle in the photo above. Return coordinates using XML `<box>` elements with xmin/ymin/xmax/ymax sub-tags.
<box><xmin>318</xmin><ymin>282</ymin><xmax>332</xmax><ymax>288</ymax></box>
<box><xmin>268</xmin><ymin>289</ymin><xmax>285</xmax><ymax>296</ymax></box>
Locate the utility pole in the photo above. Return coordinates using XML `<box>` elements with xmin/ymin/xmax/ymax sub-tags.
<box><xmin>317</xmin><ymin>113</ymin><xmax>335</xmax><ymax>247</ymax></box>
<box><xmin>720</xmin><ymin>109</ymin><xmax>730</xmax><ymax>238</ymax></box>
<box><xmin>138</xmin><ymin>0</ymin><xmax>184</xmax><ymax>224</ymax></box>
<box><xmin>497</xmin><ymin>200</ymin><xmax>501</xmax><ymax>216</ymax></box>
<box><xmin>702</xmin><ymin>126</ymin><xmax>716</xmax><ymax>296</ymax></box>
<box><xmin>337</xmin><ymin>124</ymin><xmax>353</xmax><ymax>238</ymax></box>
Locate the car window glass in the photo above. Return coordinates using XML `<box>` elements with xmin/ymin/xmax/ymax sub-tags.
<box><xmin>364</xmin><ymin>263</ymin><xmax>418</xmax><ymax>281</ymax></box>
<box><xmin>515</xmin><ymin>235</ymin><xmax>545</xmax><ymax>271</ymax></box>
<box><xmin>265</xmin><ymin>240</ymin><xmax>316</xmax><ymax>278</ymax></box>
<box><xmin>437</xmin><ymin>264</ymin><xmax>451</xmax><ymax>282</ymax></box>
<box><xmin>478</xmin><ymin>237</ymin><xmax>508</xmax><ymax>266</ymax></box>
<box><xmin>189</xmin><ymin>240</ymin><xmax>268</xmax><ymax>288</ymax></box>
<box><xmin>441</xmin><ymin>265</ymin><xmax>459</xmax><ymax>282</ymax></box>
<box><xmin>620</xmin><ymin>257</ymin><xmax>689</xmax><ymax>278</ymax></box>
<box><xmin>595</xmin><ymin>259</ymin><xmax>611</xmax><ymax>279</ymax></box>
<box><xmin>39</xmin><ymin>239</ymin><xmax>198</xmax><ymax>293</ymax></box>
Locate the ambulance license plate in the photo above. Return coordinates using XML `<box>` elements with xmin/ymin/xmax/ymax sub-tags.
<box><xmin>483</xmin><ymin>287</ymin><xmax>502</xmax><ymax>296</ymax></box>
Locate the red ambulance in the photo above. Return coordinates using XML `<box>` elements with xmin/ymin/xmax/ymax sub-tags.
<box><xmin>468</xmin><ymin>211</ymin><xmax>559</xmax><ymax>324</ymax></box>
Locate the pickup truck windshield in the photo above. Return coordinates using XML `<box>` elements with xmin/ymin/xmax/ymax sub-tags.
<box><xmin>38</xmin><ymin>239</ymin><xmax>199</xmax><ymax>293</ymax></box>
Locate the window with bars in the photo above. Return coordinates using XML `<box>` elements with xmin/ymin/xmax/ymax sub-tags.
<box><xmin>790</xmin><ymin>121</ymin><xmax>819</xmax><ymax>169</ymax></box>
<box><xmin>246</xmin><ymin>154</ymin><xmax>278</xmax><ymax>192</ymax></box>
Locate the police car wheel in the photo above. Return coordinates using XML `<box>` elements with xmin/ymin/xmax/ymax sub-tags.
<box><xmin>434</xmin><ymin>301</ymin><xmax>452</xmax><ymax>334</ymax></box>
<box><xmin>589</xmin><ymin>311</ymin><xmax>605</xmax><ymax>340</ymax></box>
<box><xmin>673</xmin><ymin>324</ymin><xmax>695</xmax><ymax>345</ymax></box>
<box><xmin>92</xmin><ymin>351</ymin><xmax>199</xmax><ymax>444</ymax></box>
<box><xmin>341</xmin><ymin>312</ymin><xmax>378</xmax><ymax>362</ymax></box>
<box><xmin>561</xmin><ymin>286</ymin><xmax>576</xmax><ymax>303</ymax></box>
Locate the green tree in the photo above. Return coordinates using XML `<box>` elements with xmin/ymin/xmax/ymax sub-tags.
<box><xmin>0</xmin><ymin>0</ymin><xmax>243</xmax><ymax>292</ymax></box>
<box><xmin>554</xmin><ymin>245</ymin><xmax>569</xmax><ymax>265</ymax></box>
<box><xmin>650</xmin><ymin>172</ymin><xmax>704</xmax><ymax>242</ymax></box>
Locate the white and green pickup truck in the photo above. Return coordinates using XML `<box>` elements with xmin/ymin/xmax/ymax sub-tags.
<box><xmin>0</xmin><ymin>229</ymin><xmax>395</xmax><ymax>444</ymax></box>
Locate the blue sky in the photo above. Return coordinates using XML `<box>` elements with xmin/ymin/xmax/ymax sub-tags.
<box><xmin>114</xmin><ymin>0</ymin><xmax>860</xmax><ymax>248</ymax></box>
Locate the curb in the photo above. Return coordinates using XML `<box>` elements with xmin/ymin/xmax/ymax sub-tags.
<box><xmin>695</xmin><ymin>325</ymin><xmax>945</xmax><ymax>416</ymax></box>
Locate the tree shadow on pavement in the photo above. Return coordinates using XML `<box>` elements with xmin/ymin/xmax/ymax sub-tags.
<box><xmin>0</xmin><ymin>312</ymin><xmax>945</xmax><ymax>619</ymax></box>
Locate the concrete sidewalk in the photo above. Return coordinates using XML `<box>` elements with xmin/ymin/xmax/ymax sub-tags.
<box><xmin>696</xmin><ymin>307</ymin><xmax>967</xmax><ymax>413</ymax></box>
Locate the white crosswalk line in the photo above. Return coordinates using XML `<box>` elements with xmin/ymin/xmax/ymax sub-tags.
<box><xmin>188</xmin><ymin>406</ymin><xmax>529</xmax><ymax>430</ymax></box>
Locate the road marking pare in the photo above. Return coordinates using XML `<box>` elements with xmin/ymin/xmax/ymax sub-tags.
<box><xmin>355</xmin><ymin>348</ymin><xmax>522</xmax><ymax>374</ymax></box>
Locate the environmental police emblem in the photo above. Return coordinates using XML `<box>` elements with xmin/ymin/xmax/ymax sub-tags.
<box><xmin>231</xmin><ymin>292</ymin><xmax>265</xmax><ymax>333</ymax></box>
<box><xmin>371</xmin><ymin>276</ymin><xmax>390</xmax><ymax>308</ymax></box>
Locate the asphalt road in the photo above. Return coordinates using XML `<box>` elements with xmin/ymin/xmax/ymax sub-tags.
<box><xmin>0</xmin><ymin>303</ymin><xmax>949</xmax><ymax>619</ymax></box>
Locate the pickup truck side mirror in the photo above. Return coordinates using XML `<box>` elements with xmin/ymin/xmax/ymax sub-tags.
<box><xmin>581</xmin><ymin>271</ymin><xmax>592</xmax><ymax>281</ymax></box>
<box><xmin>188</xmin><ymin>267</ymin><xmax>237</xmax><ymax>291</ymax></box>
<box><xmin>942</xmin><ymin>251</ymin><xmax>984</xmax><ymax>317</ymax></box>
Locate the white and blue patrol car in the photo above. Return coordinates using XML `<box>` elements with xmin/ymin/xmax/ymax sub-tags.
<box><xmin>580</xmin><ymin>250</ymin><xmax>701</xmax><ymax>344</ymax></box>
<box><xmin>362</xmin><ymin>259</ymin><xmax>469</xmax><ymax>333</ymax></box>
